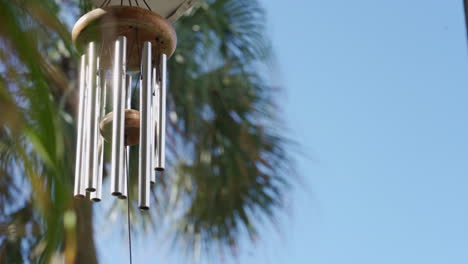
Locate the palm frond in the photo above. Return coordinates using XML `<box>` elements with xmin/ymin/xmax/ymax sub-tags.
<box><xmin>162</xmin><ymin>0</ymin><xmax>294</xmax><ymax>254</ymax></box>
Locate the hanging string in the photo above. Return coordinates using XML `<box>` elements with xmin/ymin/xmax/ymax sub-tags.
<box><xmin>125</xmin><ymin>53</ymin><xmax>142</xmax><ymax>264</ymax></box>
<box><xmin>100</xmin><ymin>0</ymin><xmax>111</xmax><ymax>8</ymax></box>
<box><xmin>142</xmin><ymin>0</ymin><xmax>152</xmax><ymax>11</ymax></box>
<box><xmin>100</xmin><ymin>0</ymin><xmax>152</xmax><ymax>11</ymax></box>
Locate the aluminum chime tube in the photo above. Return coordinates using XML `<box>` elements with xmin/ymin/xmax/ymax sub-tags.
<box><xmin>120</xmin><ymin>74</ymin><xmax>133</xmax><ymax>200</ymax></box>
<box><xmin>110</xmin><ymin>36</ymin><xmax>127</xmax><ymax>196</ymax></box>
<box><xmin>156</xmin><ymin>53</ymin><xmax>167</xmax><ymax>171</ymax></box>
<box><xmin>138</xmin><ymin>41</ymin><xmax>152</xmax><ymax>210</ymax></box>
<box><xmin>151</xmin><ymin>66</ymin><xmax>158</xmax><ymax>184</ymax></box>
<box><xmin>90</xmin><ymin>76</ymin><xmax>106</xmax><ymax>202</ymax></box>
<box><xmin>85</xmin><ymin>42</ymin><xmax>101</xmax><ymax>192</ymax></box>
<box><xmin>74</xmin><ymin>55</ymin><xmax>87</xmax><ymax>198</ymax></box>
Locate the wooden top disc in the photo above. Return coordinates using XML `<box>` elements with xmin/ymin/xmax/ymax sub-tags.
<box><xmin>72</xmin><ymin>6</ymin><xmax>177</xmax><ymax>69</ymax></box>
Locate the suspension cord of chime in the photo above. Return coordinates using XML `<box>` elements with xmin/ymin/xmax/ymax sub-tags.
<box><xmin>125</xmin><ymin>68</ymin><xmax>141</xmax><ymax>263</ymax></box>
<box><xmin>100</xmin><ymin>0</ymin><xmax>153</xmax><ymax>11</ymax></box>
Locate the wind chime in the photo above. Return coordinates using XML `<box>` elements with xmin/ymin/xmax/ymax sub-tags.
<box><xmin>72</xmin><ymin>0</ymin><xmax>195</xmax><ymax>210</ymax></box>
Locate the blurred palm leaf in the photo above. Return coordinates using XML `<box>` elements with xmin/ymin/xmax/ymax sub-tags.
<box><xmin>165</xmin><ymin>0</ymin><xmax>292</xmax><ymax>251</ymax></box>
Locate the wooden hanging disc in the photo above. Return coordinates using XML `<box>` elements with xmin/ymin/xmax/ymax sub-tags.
<box><xmin>72</xmin><ymin>6</ymin><xmax>177</xmax><ymax>69</ymax></box>
<box><xmin>100</xmin><ymin>109</ymin><xmax>141</xmax><ymax>146</ymax></box>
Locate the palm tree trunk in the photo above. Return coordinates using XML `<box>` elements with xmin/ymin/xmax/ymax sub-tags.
<box><xmin>73</xmin><ymin>200</ymin><xmax>98</xmax><ymax>264</ymax></box>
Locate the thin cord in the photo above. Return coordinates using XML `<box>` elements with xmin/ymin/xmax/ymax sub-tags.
<box><xmin>142</xmin><ymin>0</ymin><xmax>152</xmax><ymax>11</ymax></box>
<box><xmin>100</xmin><ymin>0</ymin><xmax>111</xmax><ymax>7</ymax></box>
<box><xmin>125</xmin><ymin>137</ymin><xmax>133</xmax><ymax>264</ymax></box>
<box><xmin>126</xmin><ymin>76</ymin><xmax>139</xmax><ymax>264</ymax></box>
<box><xmin>100</xmin><ymin>0</ymin><xmax>150</xmax><ymax>9</ymax></box>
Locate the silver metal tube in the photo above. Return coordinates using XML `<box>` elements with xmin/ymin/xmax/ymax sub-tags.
<box><xmin>85</xmin><ymin>42</ymin><xmax>99</xmax><ymax>192</ymax></box>
<box><xmin>126</xmin><ymin>74</ymin><xmax>132</xmax><ymax>110</ymax></box>
<box><xmin>119</xmin><ymin>145</ymin><xmax>130</xmax><ymax>199</ymax></box>
<box><xmin>91</xmin><ymin>75</ymin><xmax>106</xmax><ymax>202</ymax></box>
<box><xmin>156</xmin><ymin>53</ymin><xmax>167</xmax><ymax>171</ymax></box>
<box><xmin>82</xmin><ymin>68</ymin><xmax>90</xmax><ymax>196</ymax></box>
<box><xmin>91</xmin><ymin>138</ymin><xmax>104</xmax><ymax>202</ymax></box>
<box><xmin>151</xmin><ymin>67</ymin><xmax>158</xmax><ymax>184</ymax></box>
<box><xmin>119</xmin><ymin>145</ymin><xmax>130</xmax><ymax>200</ymax></box>
<box><xmin>74</xmin><ymin>55</ymin><xmax>87</xmax><ymax>198</ymax></box>
<box><xmin>138</xmin><ymin>41</ymin><xmax>152</xmax><ymax>210</ymax></box>
<box><xmin>120</xmin><ymin>74</ymin><xmax>132</xmax><ymax>200</ymax></box>
<box><xmin>110</xmin><ymin>36</ymin><xmax>127</xmax><ymax>196</ymax></box>
<box><xmin>101</xmin><ymin>77</ymin><xmax>107</xmax><ymax>134</ymax></box>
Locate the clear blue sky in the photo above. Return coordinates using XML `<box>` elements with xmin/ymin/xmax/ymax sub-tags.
<box><xmin>97</xmin><ymin>0</ymin><xmax>468</xmax><ymax>263</ymax></box>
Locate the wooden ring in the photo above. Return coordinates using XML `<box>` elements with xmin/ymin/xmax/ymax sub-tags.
<box><xmin>100</xmin><ymin>109</ymin><xmax>141</xmax><ymax>146</ymax></box>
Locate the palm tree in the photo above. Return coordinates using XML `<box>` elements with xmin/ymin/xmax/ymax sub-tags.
<box><xmin>0</xmin><ymin>0</ymin><xmax>292</xmax><ymax>263</ymax></box>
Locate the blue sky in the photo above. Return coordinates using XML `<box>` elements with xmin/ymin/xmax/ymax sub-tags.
<box><xmin>238</xmin><ymin>0</ymin><xmax>468</xmax><ymax>263</ymax></box>
<box><xmin>98</xmin><ymin>0</ymin><xmax>468</xmax><ymax>263</ymax></box>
